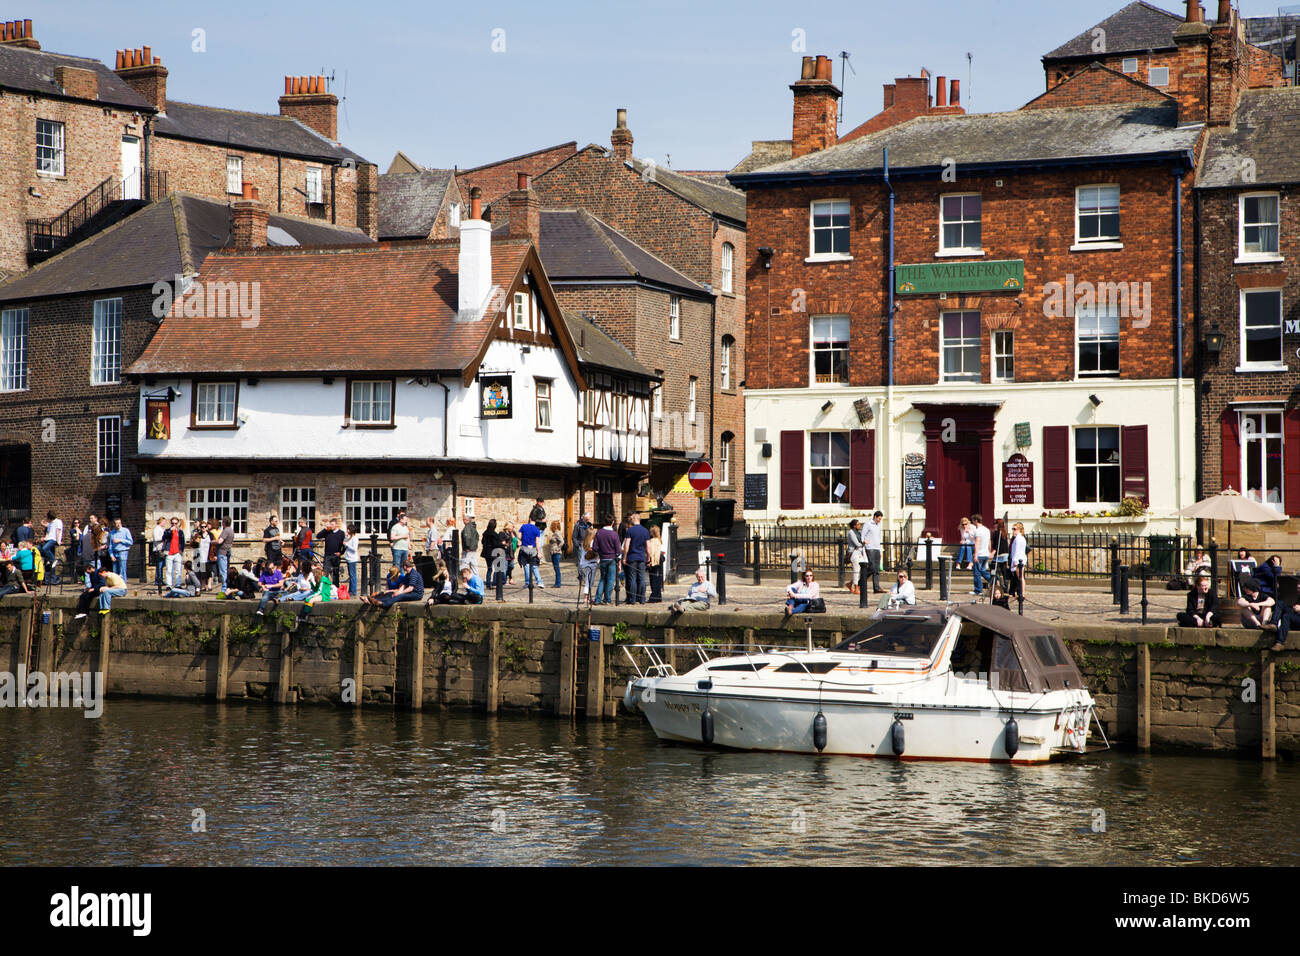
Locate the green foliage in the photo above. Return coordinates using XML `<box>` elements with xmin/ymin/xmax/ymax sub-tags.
<box><xmin>612</xmin><ymin>621</ymin><xmax>632</xmax><ymax>644</ymax></box>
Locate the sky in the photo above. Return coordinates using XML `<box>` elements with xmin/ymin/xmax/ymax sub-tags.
<box><xmin>35</xmin><ymin>0</ymin><xmax>1297</xmax><ymax>172</ymax></box>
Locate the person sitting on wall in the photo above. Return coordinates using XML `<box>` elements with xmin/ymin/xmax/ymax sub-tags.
<box><xmin>785</xmin><ymin>570</ymin><xmax>821</xmax><ymax>616</ymax></box>
<box><xmin>0</xmin><ymin>557</ymin><xmax>29</xmax><ymax>600</ymax></box>
<box><xmin>255</xmin><ymin>562</ymin><xmax>285</xmax><ymax>616</ymax></box>
<box><xmin>1176</xmin><ymin>574</ymin><xmax>1219</xmax><ymax>628</ymax></box>
<box><xmin>164</xmin><ymin>560</ymin><xmax>202</xmax><ymax>598</ymax></box>
<box><xmin>1255</xmin><ymin>555</ymin><xmax>1283</xmax><ymax>600</ymax></box>
<box><xmin>881</xmin><ymin>569</ymin><xmax>917</xmax><ymax>608</ymax></box>
<box><xmin>668</xmin><ymin>567</ymin><xmax>717</xmax><ymax>614</ymax></box>
<box><xmin>1237</xmin><ymin>577</ymin><xmax>1274</xmax><ymax>630</ymax></box>
<box><xmin>364</xmin><ymin>558</ymin><xmax>424</xmax><ymax>609</ymax></box>
<box><xmin>460</xmin><ymin>566</ymin><xmax>485</xmax><ymax>605</ymax></box>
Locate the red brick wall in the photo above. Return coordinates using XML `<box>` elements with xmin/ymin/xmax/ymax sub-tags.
<box><xmin>1024</xmin><ymin>68</ymin><xmax>1172</xmax><ymax>110</ymax></box>
<box><xmin>457</xmin><ymin>143</ymin><xmax>577</xmax><ymax>205</ymax></box>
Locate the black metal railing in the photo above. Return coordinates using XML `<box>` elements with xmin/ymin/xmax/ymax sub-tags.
<box><xmin>26</xmin><ymin>169</ymin><xmax>167</xmax><ymax>258</ymax></box>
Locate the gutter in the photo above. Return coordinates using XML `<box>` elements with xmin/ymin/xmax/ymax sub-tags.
<box><xmin>1174</xmin><ymin>167</ymin><xmax>1185</xmax><ymax>536</ymax></box>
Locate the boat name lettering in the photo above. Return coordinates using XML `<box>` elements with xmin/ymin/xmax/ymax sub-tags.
<box><xmin>664</xmin><ymin>700</ymin><xmax>700</xmax><ymax>714</ymax></box>
<box><xmin>893</xmin><ymin>712</ymin><xmax>914</xmax><ymax>720</ymax></box>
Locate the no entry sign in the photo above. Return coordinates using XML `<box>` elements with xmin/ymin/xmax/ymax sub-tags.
<box><xmin>688</xmin><ymin>461</ymin><xmax>714</xmax><ymax>492</ymax></box>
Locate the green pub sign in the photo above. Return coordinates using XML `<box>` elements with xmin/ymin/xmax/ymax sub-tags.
<box><xmin>1014</xmin><ymin>422</ymin><xmax>1032</xmax><ymax>448</ymax></box>
<box><xmin>896</xmin><ymin>259</ymin><xmax>1025</xmax><ymax>295</ymax></box>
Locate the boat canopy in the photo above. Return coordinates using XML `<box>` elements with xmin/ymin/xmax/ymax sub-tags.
<box><xmin>952</xmin><ymin>604</ymin><xmax>1084</xmax><ymax>693</ymax></box>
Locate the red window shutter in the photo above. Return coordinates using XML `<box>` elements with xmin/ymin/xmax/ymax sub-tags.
<box><xmin>1121</xmin><ymin>425</ymin><xmax>1149</xmax><ymax>505</ymax></box>
<box><xmin>850</xmin><ymin>429</ymin><xmax>875</xmax><ymax>510</ymax></box>
<box><xmin>1043</xmin><ymin>426</ymin><xmax>1070</xmax><ymax>510</ymax></box>
<box><xmin>780</xmin><ymin>430</ymin><xmax>804</xmax><ymax>511</ymax></box>
<box><xmin>1221</xmin><ymin>409</ymin><xmax>1240</xmax><ymax>493</ymax></box>
<box><xmin>1286</xmin><ymin>411</ymin><xmax>1300</xmax><ymax>516</ymax></box>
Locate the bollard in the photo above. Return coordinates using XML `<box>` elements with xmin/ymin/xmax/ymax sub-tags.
<box><xmin>1110</xmin><ymin>539</ymin><xmax>1120</xmax><ymax>605</ymax></box>
<box><xmin>1140</xmin><ymin>564</ymin><xmax>1149</xmax><ymax>625</ymax></box>
<box><xmin>369</xmin><ymin>533</ymin><xmax>380</xmax><ymax>596</ymax></box>
<box><xmin>838</xmin><ymin>543</ymin><xmax>846</xmax><ymax>589</ymax></box>
<box><xmin>1208</xmin><ymin>541</ymin><xmax>1219</xmax><ymax>595</ymax></box>
<box><xmin>938</xmin><ymin>554</ymin><xmax>952</xmax><ymax>602</ymax></box>
<box><xmin>790</xmin><ymin>551</ymin><xmax>804</xmax><ymax>585</ymax></box>
<box><xmin>752</xmin><ymin>533</ymin><xmax>761</xmax><ymax>586</ymax></box>
<box><xmin>1119</xmin><ymin>564</ymin><xmax>1130</xmax><ymax>615</ymax></box>
<box><xmin>360</xmin><ymin>557</ymin><xmax>369</xmax><ymax>595</ymax></box>
<box><xmin>859</xmin><ymin>560</ymin><xmax>870</xmax><ymax>609</ymax></box>
<box><xmin>925</xmin><ymin>536</ymin><xmax>934</xmax><ymax>591</ymax></box>
<box><xmin>716</xmin><ymin>553</ymin><xmax>727</xmax><ymax>606</ymax></box>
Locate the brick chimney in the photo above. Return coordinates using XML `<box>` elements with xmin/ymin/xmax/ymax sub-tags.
<box><xmin>459</xmin><ymin>187</ymin><xmax>492</xmax><ymax>314</ymax></box>
<box><xmin>611</xmin><ymin>108</ymin><xmax>634</xmax><ymax>162</ymax></box>
<box><xmin>54</xmin><ymin>64</ymin><xmax>97</xmax><ymax>101</ymax></box>
<box><xmin>841</xmin><ymin>70</ymin><xmax>961</xmax><ymax>142</ymax></box>
<box><xmin>1207</xmin><ymin>0</ymin><xmax>1246</xmax><ymax>126</ymax></box>
<box><xmin>790</xmin><ymin>55</ymin><xmax>841</xmax><ymax>158</ymax></box>
<box><xmin>231</xmin><ymin>184</ymin><xmax>269</xmax><ymax>250</ymax></box>
<box><xmin>114</xmin><ymin>47</ymin><xmax>167</xmax><ymax>113</ymax></box>
<box><xmin>0</xmin><ymin>19</ymin><xmax>39</xmax><ymax>50</ymax></box>
<box><xmin>279</xmin><ymin>75</ymin><xmax>338</xmax><ymax>142</ymax></box>
<box><xmin>506</xmin><ymin>172</ymin><xmax>540</xmax><ymax>249</ymax></box>
<box><xmin>1173</xmin><ymin>0</ymin><xmax>1213</xmax><ymax>123</ymax></box>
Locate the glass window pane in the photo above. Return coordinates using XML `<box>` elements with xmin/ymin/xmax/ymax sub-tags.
<box><xmin>830</xmin><ymin>432</ymin><xmax>851</xmax><ymax>466</ymax></box>
<box><xmin>810</xmin><ymin>432</ymin><xmax>829</xmax><ymax>467</ymax></box>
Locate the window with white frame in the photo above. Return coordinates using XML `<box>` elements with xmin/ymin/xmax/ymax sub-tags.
<box><xmin>810</xmin><ymin>200</ymin><xmax>850</xmax><ymax>257</ymax></box>
<box><xmin>720</xmin><ymin>335</ymin><xmax>734</xmax><ymax>389</ymax></box>
<box><xmin>720</xmin><ymin>434</ymin><xmax>732</xmax><ymax>486</ymax></box>
<box><xmin>349</xmin><ymin>380</ymin><xmax>393</xmax><ymax>424</ymax></box>
<box><xmin>280</xmin><ymin>486</ymin><xmax>317</xmax><ymax>528</ymax></box>
<box><xmin>91</xmin><ymin>298</ymin><xmax>122</xmax><ymax>385</ymax></box>
<box><xmin>195</xmin><ymin>382</ymin><xmax>238</xmax><ymax>425</ymax></box>
<box><xmin>1241</xmin><ymin>289</ymin><xmax>1284</xmax><ymax>368</ymax></box>
<box><xmin>652</xmin><ymin>374</ymin><xmax>663</xmax><ymax>418</ymax></box>
<box><xmin>992</xmin><ymin>330</ymin><xmax>1014</xmax><ymax>382</ymax></box>
<box><xmin>941</xmin><ymin>311</ymin><xmax>981</xmax><ymax>382</ymax></box>
<box><xmin>96</xmin><ymin>416</ymin><xmax>121</xmax><ymax>476</ymax></box>
<box><xmin>226</xmin><ymin>155</ymin><xmax>243</xmax><ymax>195</ymax></box>
<box><xmin>36</xmin><ymin>119</ymin><xmax>64</xmax><ymax>175</ymax></box>
<box><xmin>513</xmin><ymin>291</ymin><xmax>529</xmax><ymax>329</ymax></box>
<box><xmin>1076</xmin><ymin>185</ymin><xmax>1121</xmax><ymax>243</ymax></box>
<box><xmin>669</xmin><ymin>296</ymin><xmax>680</xmax><ymax>339</ymax></box>
<box><xmin>536</xmin><ymin>378</ymin><xmax>552</xmax><ymax>430</ymax></box>
<box><xmin>305</xmin><ymin>167</ymin><xmax>323</xmax><ymax>204</ymax></box>
<box><xmin>720</xmin><ymin>242</ymin><xmax>734</xmax><ymax>294</ymax></box>
<box><xmin>1148</xmin><ymin>67</ymin><xmax>1169</xmax><ymax>87</ymax></box>
<box><xmin>0</xmin><ymin>308</ymin><xmax>29</xmax><ymax>391</ymax></box>
<box><xmin>810</xmin><ymin>431</ymin><xmax>850</xmax><ymax>504</ymax></box>
<box><xmin>1076</xmin><ymin>307</ymin><xmax>1120</xmax><ymax>377</ymax></box>
<box><xmin>344</xmin><ymin>486</ymin><xmax>408</xmax><ymax>535</ymax></box>
<box><xmin>188</xmin><ymin>487</ymin><xmax>250</xmax><ymax>534</ymax></box>
<box><xmin>1240</xmin><ymin>410</ymin><xmax>1284</xmax><ymax>510</ymax></box>
<box><xmin>1075</xmin><ymin>426</ymin><xmax>1120</xmax><ymax>504</ymax></box>
<box><xmin>1121</xmin><ymin>57</ymin><xmax>1139</xmax><ymax>73</ymax></box>
<box><xmin>940</xmin><ymin>194</ymin><xmax>982</xmax><ymax>252</ymax></box>
<box><xmin>688</xmin><ymin>377</ymin><xmax>697</xmax><ymax>423</ymax></box>
<box><xmin>811</xmin><ymin>315</ymin><xmax>849</xmax><ymax>385</ymax></box>
<box><xmin>1239</xmin><ymin>193</ymin><xmax>1280</xmax><ymax>259</ymax></box>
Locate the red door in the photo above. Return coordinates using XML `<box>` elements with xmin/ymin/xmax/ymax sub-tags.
<box><xmin>938</xmin><ymin>435</ymin><xmax>981</xmax><ymax>542</ymax></box>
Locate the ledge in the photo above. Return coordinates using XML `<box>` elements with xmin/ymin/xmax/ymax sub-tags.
<box><xmin>1037</xmin><ymin>515</ymin><xmax>1148</xmax><ymax>527</ymax></box>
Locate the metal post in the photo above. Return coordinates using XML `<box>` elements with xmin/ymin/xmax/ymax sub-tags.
<box><xmin>938</xmin><ymin>554</ymin><xmax>952</xmax><ymax>602</ymax></box>
<box><xmin>716</xmin><ymin>553</ymin><xmax>727</xmax><ymax>606</ymax></box>
<box><xmin>1119</xmin><ymin>564</ymin><xmax>1130</xmax><ymax>615</ymax></box>
<box><xmin>1140</xmin><ymin>564</ymin><xmax>1149</xmax><ymax>626</ymax></box>
<box><xmin>1208</xmin><ymin>541</ymin><xmax>1219</xmax><ymax>595</ymax></box>
<box><xmin>369</xmin><ymin>532</ymin><xmax>380</xmax><ymax>596</ymax></box>
<box><xmin>752</xmin><ymin>533</ymin><xmax>761</xmax><ymax>586</ymax></box>
<box><xmin>838</xmin><ymin>542</ymin><xmax>845</xmax><ymax>589</ymax></box>
<box><xmin>1110</xmin><ymin>538</ymin><xmax>1120</xmax><ymax>605</ymax></box>
<box><xmin>925</xmin><ymin>535</ymin><xmax>933</xmax><ymax>591</ymax></box>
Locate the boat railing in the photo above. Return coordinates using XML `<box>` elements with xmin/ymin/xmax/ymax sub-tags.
<box><xmin>620</xmin><ymin>643</ymin><xmax>807</xmax><ymax>679</ymax></box>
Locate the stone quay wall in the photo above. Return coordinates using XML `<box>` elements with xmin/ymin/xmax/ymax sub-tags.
<box><xmin>0</xmin><ymin>595</ymin><xmax>1295</xmax><ymax>757</ymax></box>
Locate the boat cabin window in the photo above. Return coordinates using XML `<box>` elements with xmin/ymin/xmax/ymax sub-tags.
<box><xmin>709</xmin><ymin>662</ymin><xmax>767</xmax><ymax>672</ymax></box>
<box><xmin>1029</xmin><ymin>634</ymin><xmax>1070</xmax><ymax>669</ymax></box>
<box><xmin>835</xmin><ymin>617</ymin><xmax>945</xmax><ymax>658</ymax></box>
<box><xmin>950</xmin><ymin>628</ymin><xmax>995</xmax><ymax>675</ymax></box>
<box><xmin>775</xmin><ymin>661</ymin><xmax>839</xmax><ymax>674</ymax></box>
<box><xmin>991</xmin><ymin>635</ymin><xmax>1030</xmax><ymax>693</ymax></box>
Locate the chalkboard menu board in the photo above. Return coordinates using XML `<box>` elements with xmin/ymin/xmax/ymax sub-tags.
<box><xmin>1002</xmin><ymin>453</ymin><xmax>1034</xmax><ymax>504</ymax></box>
<box><xmin>744</xmin><ymin>473</ymin><xmax>768</xmax><ymax>511</ymax></box>
<box><xmin>903</xmin><ymin>454</ymin><xmax>926</xmax><ymax>506</ymax></box>
<box><xmin>104</xmin><ymin>493</ymin><xmax>122</xmax><ymax>521</ymax></box>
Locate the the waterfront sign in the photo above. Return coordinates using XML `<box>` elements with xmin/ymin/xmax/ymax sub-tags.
<box><xmin>896</xmin><ymin>259</ymin><xmax>1025</xmax><ymax>295</ymax></box>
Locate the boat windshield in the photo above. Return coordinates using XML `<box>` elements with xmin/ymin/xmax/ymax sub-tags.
<box><xmin>833</xmin><ymin>618</ymin><xmax>946</xmax><ymax>658</ymax></box>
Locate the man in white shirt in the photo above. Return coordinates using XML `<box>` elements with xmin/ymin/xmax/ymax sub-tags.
<box><xmin>862</xmin><ymin>510</ymin><xmax>884</xmax><ymax>596</ymax></box>
<box><xmin>40</xmin><ymin>511</ymin><xmax>62</xmax><ymax>569</ymax></box>
<box><xmin>971</xmin><ymin>513</ymin><xmax>992</xmax><ymax>596</ymax></box>
<box><xmin>887</xmin><ymin>569</ymin><xmax>916</xmax><ymax>606</ymax></box>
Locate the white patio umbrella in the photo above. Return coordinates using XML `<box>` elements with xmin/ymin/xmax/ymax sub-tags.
<box><xmin>1178</xmin><ymin>487</ymin><xmax>1286</xmax><ymax>553</ymax></box>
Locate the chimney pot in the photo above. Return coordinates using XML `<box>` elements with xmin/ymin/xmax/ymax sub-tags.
<box><xmin>616</xmin><ymin>107</ymin><xmax>627</xmax><ymax>129</ymax></box>
<box><xmin>936</xmin><ymin>76</ymin><xmax>948</xmax><ymax>107</ymax></box>
<box><xmin>115</xmin><ymin>50</ymin><xmax>123</xmax><ymax>69</ymax></box>
<box><xmin>23</xmin><ymin>18</ymin><xmax>31</xmax><ymax>37</ymax></box>
<box><xmin>153</xmin><ymin>56</ymin><xmax>160</xmax><ymax>65</ymax></box>
<box><xmin>517</xmin><ymin>171</ymin><xmax>530</xmax><ymax>190</ymax></box>
<box><xmin>950</xmin><ymin>78</ymin><xmax>960</xmax><ymax>106</ymax></box>
<box><xmin>142</xmin><ymin>45</ymin><xmax>151</xmax><ymax>63</ymax></box>
<box><xmin>284</xmin><ymin>76</ymin><xmax>292</xmax><ymax>95</ymax></box>
<box><xmin>800</xmin><ymin>56</ymin><xmax>816</xmax><ymax>80</ymax></box>
<box><xmin>1185</xmin><ymin>0</ymin><xmax>1203</xmax><ymax>23</ymax></box>
<box><xmin>470</xmin><ymin>186</ymin><xmax>483</xmax><ymax>221</ymax></box>
<box><xmin>815</xmin><ymin>54</ymin><xmax>832</xmax><ymax>81</ymax></box>
<box><xmin>1217</xmin><ymin>0</ymin><xmax>1231</xmax><ymax>21</ymax></box>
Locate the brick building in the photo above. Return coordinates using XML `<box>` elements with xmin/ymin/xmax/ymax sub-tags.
<box><xmin>0</xmin><ymin>192</ymin><xmax>368</xmax><ymax>541</ymax></box>
<box><xmin>527</xmin><ymin>111</ymin><xmax>747</xmax><ymax>533</ymax></box>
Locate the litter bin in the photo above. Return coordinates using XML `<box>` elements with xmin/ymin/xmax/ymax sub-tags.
<box><xmin>1148</xmin><ymin>535</ymin><xmax>1177</xmax><ymax>576</ymax></box>
<box><xmin>700</xmin><ymin>498</ymin><xmax>735</xmax><ymax>536</ymax></box>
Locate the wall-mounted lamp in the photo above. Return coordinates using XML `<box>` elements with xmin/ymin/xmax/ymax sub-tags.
<box><xmin>758</xmin><ymin>247</ymin><xmax>774</xmax><ymax>270</ymax></box>
<box><xmin>820</xmin><ymin>400</ymin><xmax>834</xmax><ymax>414</ymax></box>
<box><xmin>521</xmin><ymin>345</ymin><xmax>531</xmax><ymax>355</ymax></box>
<box><xmin>139</xmin><ymin>473</ymin><xmax>150</xmax><ymax>484</ymax></box>
<box><xmin>323</xmin><ymin>376</ymin><xmax>335</xmax><ymax>385</ymax></box>
<box><xmin>1204</xmin><ymin>325</ymin><xmax>1225</xmax><ymax>357</ymax></box>
<box><xmin>1088</xmin><ymin>394</ymin><xmax>1102</xmax><ymax>408</ymax></box>
<box><xmin>237</xmin><ymin>412</ymin><xmax>249</xmax><ymax>425</ymax></box>
<box><xmin>27</xmin><ymin>186</ymin><xmax>40</xmax><ymax>198</ymax></box>
<box><xmin>433</xmin><ymin>469</ymin><xmax>444</xmax><ymax>480</ymax></box>
<box><xmin>247</xmin><ymin>378</ymin><xmax>259</xmax><ymax>387</ymax></box>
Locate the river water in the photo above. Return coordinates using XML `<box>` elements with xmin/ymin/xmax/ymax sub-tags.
<box><xmin>1</xmin><ymin>701</ymin><xmax>1296</xmax><ymax>866</ymax></box>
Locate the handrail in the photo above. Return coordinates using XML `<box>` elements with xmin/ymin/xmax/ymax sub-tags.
<box><xmin>26</xmin><ymin>170</ymin><xmax>167</xmax><ymax>256</ymax></box>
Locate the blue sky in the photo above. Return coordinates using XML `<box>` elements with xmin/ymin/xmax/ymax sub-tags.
<box><xmin>36</xmin><ymin>0</ymin><xmax>1292</xmax><ymax>171</ymax></box>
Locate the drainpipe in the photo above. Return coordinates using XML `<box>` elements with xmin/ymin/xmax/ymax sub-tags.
<box><xmin>1173</xmin><ymin>166</ymin><xmax>1185</xmax><ymax>535</ymax></box>
<box><xmin>708</xmin><ymin>288</ymin><xmax>717</xmax><ymax>501</ymax></box>
<box><xmin>142</xmin><ymin>114</ymin><xmax>151</xmax><ymax>198</ymax></box>
<box><xmin>439</xmin><ymin>378</ymin><xmax>451</xmax><ymax>458</ymax></box>
<box><xmin>884</xmin><ymin>147</ymin><xmax>896</xmax><ymax>519</ymax></box>
<box><xmin>330</xmin><ymin>164</ymin><xmax>337</xmax><ymax>224</ymax></box>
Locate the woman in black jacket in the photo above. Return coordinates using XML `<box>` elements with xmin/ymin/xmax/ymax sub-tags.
<box><xmin>480</xmin><ymin>520</ymin><xmax>505</xmax><ymax>593</ymax></box>
<box><xmin>1176</xmin><ymin>575</ymin><xmax>1218</xmax><ymax>628</ymax></box>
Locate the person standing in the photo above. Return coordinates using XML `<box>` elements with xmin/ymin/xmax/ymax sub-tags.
<box><xmin>971</xmin><ymin>514</ymin><xmax>992</xmax><ymax>596</ymax></box>
<box><xmin>593</xmin><ymin>515</ymin><xmax>621</xmax><ymax>605</ymax></box>
<box><xmin>646</xmin><ymin>525</ymin><xmax>664</xmax><ymax>603</ymax></box>
<box><xmin>108</xmin><ymin>517</ymin><xmax>133</xmax><ymax>579</ymax></box>
<box><xmin>80</xmin><ymin>517</ymin><xmax>96</xmax><ymax>571</ymax></box>
<box><xmin>990</xmin><ymin>518</ymin><xmax>1011</xmax><ymax>590</ymax></box>
<box><xmin>577</xmin><ymin>529</ymin><xmax>599</xmax><ymax>607</ymax></box>
<box><xmin>862</xmin><ymin>511</ymin><xmax>884</xmax><ymax>597</ymax></box>
<box><xmin>518</xmin><ymin>518</ymin><xmax>544</xmax><ymax>590</ymax></box>
<box><xmin>440</xmin><ymin>518</ymin><xmax>459</xmax><ymax>575</ymax></box>
<box><xmin>263</xmin><ymin>513</ymin><xmax>283</xmax><ymax>564</ymax></box>
<box><xmin>151</xmin><ymin>517</ymin><xmax>166</xmax><ymax>587</ymax></box>
<box><xmin>322</xmin><ymin>517</ymin><xmax>346</xmax><ymax>586</ymax></box>
<box><xmin>844</xmin><ymin>519</ymin><xmax>866</xmax><ymax>595</ymax></box>
<box><xmin>460</xmin><ymin>515</ymin><xmax>479</xmax><ymax>573</ymax></box>
<box><xmin>292</xmin><ymin>517</ymin><xmax>314</xmax><ymax>567</ymax></box>
<box><xmin>1008</xmin><ymin>521</ymin><xmax>1028</xmax><ymax>603</ymax></box>
<box><xmin>13</xmin><ymin>517</ymin><xmax>34</xmax><ymax>545</ymax></box>
<box><xmin>343</xmin><ymin>524</ymin><xmax>361</xmax><ymax>597</ymax></box>
<box><xmin>571</xmin><ymin>512</ymin><xmax>591</xmax><ymax>574</ymax></box>
<box><xmin>622</xmin><ymin>513</ymin><xmax>651</xmax><ymax>604</ymax></box>
<box><xmin>40</xmin><ymin>511</ymin><xmax>62</xmax><ymax>570</ymax></box>
<box><xmin>216</xmin><ymin>517</ymin><xmax>234</xmax><ymax>589</ymax></box>
<box><xmin>529</xmin><ymin>498</ymin><xmax>546</xmax><ymax>525</ymax></box>
<box><xmin>546</xmin><ymin>519</ymin><xmax>564</xmax><ymax>588</ymax></box>
<box><xmin>422</xmin><ymin>516</ymin><xmax>439</xmax><ymax>557</ymax></box>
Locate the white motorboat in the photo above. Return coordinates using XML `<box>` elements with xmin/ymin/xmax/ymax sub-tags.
<box><xmin>622</xmin><ymin>604</ymin><xmax>1107</xmax><ymax>764</ymax></box>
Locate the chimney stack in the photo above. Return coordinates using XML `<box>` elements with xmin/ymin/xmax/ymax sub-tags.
<box><xmin>114</xmin><ymin>46</ymin><xmax>167</xmax><ymax>112</ymax></box>
<box><xmin>459</xmin><ymin>187</ymin><xmax>493</xmax><ymax>314</ymax></box>
<box><xmin>0</xmin><ymin>18</ymin><xmax>39</xmax><ymax>49</ymax></box>
<box><xmin>506</xmin><ymin>172</ymin><xmax>541</xmax><ymax>249</ymax></box>
<box><xmin>611</xmin><ymin>108</ymin><xmax>634</xmax><ymax>162</ymax></box>
<box><xmin>935</xmin><ymin>76</ymin><xmax>948</xmax><ymax>107</ymax></box>
<box><xmin>950</xmin><ymin>79</ymin><xmax>960</xmax><ymax>107</ymax></box>
<box><xmin>278</xmin><ymin>75</ymin><xmax>339</xmax><ymax>142</ymax></box>
<box><xmin>790</xmin><ymin>54</ymin><xmax>842</xmax><ymax>158</ymax></box>
<box><xmin>231</xmin><ymin>183</ymin><xmax>269</xmax><ymax>250</ymax></box>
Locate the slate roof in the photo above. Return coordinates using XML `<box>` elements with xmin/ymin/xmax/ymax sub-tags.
<box><xmin>729</xmin><ymin>102</ymin><xmax>1200</xmax><ymax>183</ymax></box>
<box><xmin>537</xmin><ymin>209</ymin><xmax>711</xmax><ymax>297</ymax></box>
<box><xmin>126</xmin><ymin>239</ymin><xmax>532</xmax><ymax>376</ymax></box>
<box><xmin>0</xmin><ymin>193</ymin><xmax>370</xmax><ymax>304</ymax></box>
<box><xmin>559</xmin><ymin>310</ymin><xmax>655</xmax><ymax>379</ymax></box>
<box><xmin>378</xmin><ymin>168</ymin><xmax>456</xmax><ymax>239</ymax></box>
<box><xmin>0</xmin><ymin>41</ymin><xmax>153</xmax><ymax>110</ymax></box>
<box><xmin>1044</xmin><ymin>1</ymin><xmax>1184</xmax><ymax>59</ymax></box>
<box><xmin>729</xmin><ymin>140</ymin><xmax>793</xmax><ymax>175</ymax></box>
<box><xmin>626</xmin><ymin>157</ymin><xmax>747</xmax><ymax>224</ymax></box>
<box><xmin>1245</xmin><ymin>15</ymin><xmax>1299</xmax><ymax>61</ymax></box>
<box><xmin>154</xmin><ymin>101</ymin><xmax>367</xmax><ymax>164</ymax></box>
<box><xmin>1198</xmin><ymin>87</ymin><xmax>1300</xmax><ymax>188</ymax></box>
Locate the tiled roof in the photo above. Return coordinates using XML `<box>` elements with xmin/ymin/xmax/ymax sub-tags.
<box><xmin>730</xmin><ymin>102</ymin><xmax>1200</xmax><ymax>181</ymax></box>
<box><xmin>0</xmin><ymin>193</ymin><xmax>369</xmax><ymax>304</ymax></box>
<box><xmin>154</xmin><ymin>101</ymin><xmax>367</xmax><ymax>164</ymax></box>
<box><xmin>559</xmin><ymin>310</ymin><xmax>655</xmax><ymax>379</ymax></box>
<box><xmin>0</xmin><ymin>42</ymin><xmax>153</xmax><ymax>109</ymax></box>
<box><xmin>728</xmin><ymin>140</ymin><xmax>793</xmax><ymax>175</ymax></box>
<box><xmin>1198</xmin><ymin>87</ymin><xmax>1300</xmax><ymax>188</ymax></box>
<box><xmin>126</xmin><ymin>239</ymin><xmax>532</xmax><ymax>376</ymax></box>
<box><xmin>1044</xmin><ymin>1</ymin><xmax>1184</xmax><ymax>59</ymax></box>
<box><xmin>627</xmin><ymin>157</ymin><xmax>746</xmax><ymax>224</ymax></box>
<box><xmin>538</xmin><ymin>209</ymin><xmax>710</xmax><ymax>297</ymax></box>
<box><xmin>378</xmin><ymin>168</ymin><xmax>456</xmax><ymax>239</ymax></box>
